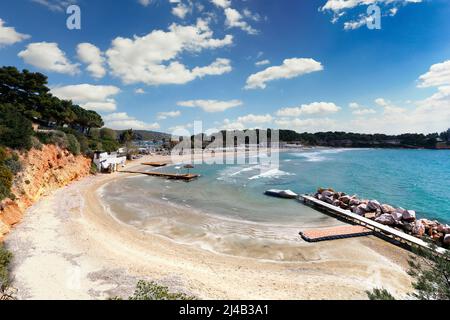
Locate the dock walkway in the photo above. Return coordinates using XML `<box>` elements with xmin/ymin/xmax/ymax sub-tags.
<box><xmin>301</xmin><ymin>195</ymin><xmax>447</xmax><ymax>254</ymax></box>
<box><xmin>120</xmin><ymin>170</ymin><xmax>199</xmax><ymax>181</ymax></box>
<box><xmin>300</xmin><ymin>225</ymin><xmax>373</xmax><ymax>242</ymax></box>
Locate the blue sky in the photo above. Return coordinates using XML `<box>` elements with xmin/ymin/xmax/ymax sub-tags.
<box><xmin>1</xmin><ymin>0</ymin><xmax>450</xmax><ymax>135</ymax></box>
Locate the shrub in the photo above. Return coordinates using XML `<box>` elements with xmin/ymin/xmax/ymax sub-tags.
<box><xmin>128</xmin><ymin>280</ymin><xmax>196</xmax><ymax>300</ymax></box>
<box><xmin>0</xmin><ymin>244</ymin><xmax>12</xmax><ymax>292</ymax></box>
<box><xmin>90</xmin><ymin>162</ymin><xmax>98</xmax><ymax>175</ymax></box>
<box><xmin>366</xmin><ymin>288</ymin><xmax>396</xmax><ymax>300</ymax></box>
<box><xmin>0</xmin><ymin>164</ymin><xmax>14</xmax><ymax>201</ymax></box>
<box><xmin>0</xmin><ymin>104</ymin><xmax>34</xmax><ymax>150</ymax></box>
<box><xmin>4</xmin><ymin>153</ymin><xmax>22</xmax><ymax>175</ymax></box>
<box><xmin>66</xmin><ymin>134</ymin><xmax>81</xmax><ymax>155</ymax></box>
<box><xmin>31</xmin><ymin>136</ymin><xmax>43</xmax><ymax>150</ymax></box>
<box><xmin>36</xmin><ymin>131</ymin><xmax>69</xmax><ymax>149</ymax></box>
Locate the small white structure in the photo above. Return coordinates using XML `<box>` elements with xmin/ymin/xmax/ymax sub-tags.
<box><xmin>93</xmin><ymin>151</ymin><xmax>126</xmax><ymax>173</ymax></box>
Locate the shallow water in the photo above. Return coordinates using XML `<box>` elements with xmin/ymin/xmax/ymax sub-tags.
<box><xmin>99</xmin><ymin>148</ymin><xmax>450</xmax><ymax>261</ymax></box>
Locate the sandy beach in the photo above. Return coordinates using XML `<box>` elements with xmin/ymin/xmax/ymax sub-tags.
<box><xmin>5</xmin><ymin>153</ymin><xmax>414</xmax><ymax>300</ymax></box>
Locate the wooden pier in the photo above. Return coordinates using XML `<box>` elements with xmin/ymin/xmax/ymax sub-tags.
<box><xmin>300</xmin><ymin>225</ymin><xmax>373</xmax><ymax>242</ymax></box>
<box><xmin>301</xmin><ymin>194</ymin><xmax>447</xmax><ymax>254</ymax></box>
<box><xmin>141</xmin><ymin>162</ymin><xmax>168</xmax><ymax>167</ymax></box>
<box><xmin>120</xmin><ymin>170</ymin><xmax>199</xmax><ymax>181</ymax></box>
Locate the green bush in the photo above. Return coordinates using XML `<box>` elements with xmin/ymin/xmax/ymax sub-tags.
<box><xmin>0</xmin><ymin>164</ymin><xmax>14</xmax><ymax>201</ymax></box>
<box><xmin>128</xmin><ymin>280</ymin><xmax>196</xmax><ymax>300</ymax></box>
<box><xmin>36</xmin><ymin>131</ymin><xmax>69</xmax><ymax>149</ymax></box>
<box><xmin>0</xmin><ymin>104</ymin><xmax>34</xmax><ymax>150</ymax></box>
<box><xmin>66</xmin><ymin>134</ymin><xmax>81</xmax><ymax>155</ymax></box>
<box><xmin>366</xmin><ymin>288</ymin><xmax>396</xmax><ymax>300</ymax></box>
<box><xmin>31</xmin><ymin>136</ymin><xmax>43</xmax><ymax>150</ymax></box>
<box><xmin>0</xmin><ymin>244</ymin><xmax>12</xmax><ymax>291</ymax></box>
<box><xmin>4</xmin><ymin>153</ymin><xmax>22</xmax><ymax>175</ymax></box>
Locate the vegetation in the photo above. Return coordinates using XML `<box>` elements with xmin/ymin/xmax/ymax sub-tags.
<box><xmin>367</xmin><ymin>242</ymin><xmax>450</xmax><ymax>300</ymax></box>
<box><xmin>0</xmin><ymin>104</ymin><xmax>34</xmax><ymax>150</ymax></box>
<box><xmin>121</xmin><ymin>280</ymin><xmax>196</xmax><ymax>300</ymax></box>
<box><xmin>0</xmin><ymin>147</ymin><xmax>16</xmax><ymax>201</ymax></box>
<box><xmin>0</xmin><ymin>244</ymin><xmax>12</xmax><ymax>293</ymax></box>
<box><xmin>366</xmin><ymin>288</ymin><xmax>396</xmax><ymax>300</ymax></box>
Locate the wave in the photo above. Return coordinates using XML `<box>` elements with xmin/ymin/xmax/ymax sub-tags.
<box><xmin>289</xmin><ymin>148</ymin><xmax>354</xmax><ymax>162</ymax></box>
<box><xmin>248</xmin><ymin>168</ymin><xmax>295</xmax><ymax>180</ymax></box>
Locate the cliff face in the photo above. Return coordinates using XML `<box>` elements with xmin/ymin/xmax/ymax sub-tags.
<box><xmin>0</xmin><ymin>145</ymin><xmax>91</xmax><ymax>240</ymax></box>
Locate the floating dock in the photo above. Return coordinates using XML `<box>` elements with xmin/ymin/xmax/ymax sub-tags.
<box><xmin>120</xmin><ymin>171</ymin><xmax>199</xmax><ymax>181</ymax></box>
<box><xmin>300</xmin><ymin>225</ymin><xmax>373</xmax><ymax>242</ymax></box>
<box><xmin>301</xmin><ymin>194</ymin><xmax>447</xmax><ymax>254</ymax></box>
<box><xmin>141</xmin><ymin>162</ymin><xmax>168</xmax><ymax>167</ymax></box>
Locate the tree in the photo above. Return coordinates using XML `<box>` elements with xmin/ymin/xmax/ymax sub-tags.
<box><xmin>366</xmin><ymin>288</ymin><xmax>396</xmax><ymax>300</ymax></box>
<box><xmin>0</xmin><ymin>104</ymin><xmax>34</xmax><ymax>150</ymax></box>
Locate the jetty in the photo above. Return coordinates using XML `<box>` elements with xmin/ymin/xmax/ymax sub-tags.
<box><xmin>120</xmin><ymin>170</ymin><xmax>199</xmax><ymax>182</ymax></box>
<box><xmin>302</xmin><ymin>194</ymin><xmax>447</xmax><ymax>254</ymax></box>
<box><xmin>141</xmin><ymin>162</ymin><xmax>168</xmax><ymax>167</ymax></box>
<box><xmin>300</xmin><ymin>225</ymin><xmax>373</xmax><ymax>242</ymax></box>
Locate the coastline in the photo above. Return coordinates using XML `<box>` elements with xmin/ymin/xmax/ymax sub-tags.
<box><xmin>5</xmin><ymin>151</ymin><xmax>414</xmax><ymax>300</ymax></box>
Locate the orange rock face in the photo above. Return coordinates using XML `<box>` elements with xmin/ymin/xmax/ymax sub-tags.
<box><xmin>0</xmin><ymin>144</ymin><xmax>91</xmax><ymax>240</ymax></box>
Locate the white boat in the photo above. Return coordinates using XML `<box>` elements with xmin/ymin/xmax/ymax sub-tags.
<box><xmin>264</xmin><ymin>189</ymin><xmax>298</xmax><ymax>199</ymax></box>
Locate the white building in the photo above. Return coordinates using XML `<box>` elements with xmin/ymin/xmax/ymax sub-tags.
<box><xmin>93</xmin><ymin>151</ymin><xmax>127</xmax><ymax>173</ymax></box>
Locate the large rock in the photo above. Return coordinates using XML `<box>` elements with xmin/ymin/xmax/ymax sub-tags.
<box><xmin>412</xmin><ymin>221</ymin><xmax>426</xmax><ymax>237</ymax></box>
<box><xmin>381</xmin><ymin>204</ymin><xmax>396</xmax><ymax>214</ymax></box>
<box><xmin>367</xmin><ymin>200</ymin><xmax>381</xmax><ymax>211</ymax></box>
<box><xmin>324</xmin><ymin>196</ymin><xmax>334</xmax><ymax>204</ymax></box>
<box><xmin>349</xmin><ymin>198</ymin><xmax>361</xmax><ymax>206</ymax></box>
<box><xmin>444</xmin><ymin>234</ymin><xmax>450</xmax><ymax>245</ymax></box>
<box><xmin>402</xmin><ymin>210</ymin><xmax>416</xmax><ymax>222</ymax></box>
<box><xmin>321</xmin><ymin>190</ymin><xmax>334</xmax><ymax>198</ymax></box>
<box><xmin>355</xmin><ymin>204</ymin><xmax>369</xmax><ymax>216</ymax></box>
<box><xmin>339</xmin><ymin>195</ymin><xmax>352</xmax><ymax>204</ymax></box>
<box><xmin>375</xmin><ymin>214</ymin><xmax>396</xmax><ymax>226</ymax></box>
<box><xmin>436</xmin><ymin>224</ymin><xmax>450</xmax><ymax>234</ymax></box>
<box><xmin>391</xmin><ymin>210</ymin><xmax>403</xmax><ymax>222</ymax></box>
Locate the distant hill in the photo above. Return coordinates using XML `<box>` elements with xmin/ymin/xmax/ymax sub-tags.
<box><xmin>115</xmin><ymin>130</ymin><xmax>171</xmax><ymax>142</ymax></box>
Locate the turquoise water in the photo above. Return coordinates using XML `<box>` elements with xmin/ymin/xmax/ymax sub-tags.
<box><xmin>100</xmin><ymin>148</ymin><xmax>450</xmax><ymax>260</ymax></box>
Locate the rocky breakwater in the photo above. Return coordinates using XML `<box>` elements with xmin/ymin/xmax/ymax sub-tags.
<box><xmin>314</xmin><ymin>188</ymin><xmax>450</xmax><ymax>248</ymax></box>
<box><xmin>0</xmin><ymin>144</ymin><xmax>92</xmax><ymax>240</ymax></box>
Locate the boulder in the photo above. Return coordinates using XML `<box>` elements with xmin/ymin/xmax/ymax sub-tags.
<box><xmin>349</xmin><ymin>198</ymin><xmax>361</xmax><ymax>206</ymax></box>
<box><xmin>332</xmin><ymin>199</ymin><xmax>340</xmax><ymax>207</ymax></box>
<box><xmin>365</xmin><ymin>212</ymin><xmax>377</xmax><ymax>220</ymax></box>
<box><xmin>324</xmin><ymin>196</ymin><xmax>334</xmax><ymax>204</ymax></box>
<box><xmin>321</xmin><ymin>190</ymin><xmax>334</xmax><ymax>198</ymax></box>
<box><xmin>375</xmin><ymin>214</ymin><xmax>396</xmax><ymax>226</ymax></box>
<box><xmin>402</xmin><ymin>210</ymin><xmax>416</xmax><ymax>222</ymax></box>
<box><xmin>367</xmin><ymin>200</ymin><xmax>381</xmax><ymax>211</ymax></box>
<box><xmin>339</xmin><ymin>195</ymin><xmax>352</xmax><ymax>204</ymax></box>
<box><xmin>355</xmin><ymin>204</ymin><xmax>369</xmax><ymax>216</ymax></box>
<box><xmin>412</xmin><ymin>221</ymin><xmax>426</xmax><ymax>237</ymax></box>
<box><xmin>381</xmin><ymin>204</ymin><xmax>396</xmax><ymax>214</ymax></box>
<box><xmin>403</xmin><ymin>222</ymin><xmax>414</xmax><ymax>233</ymax></box>
<box><xmin>436</xmin><ymin>224</ymin><xmax>450</xmax><ymax>234</ymax></box>
<box><xmin>391</xmin><ymin>211</ymin><xmax>403</xmax><ymax>222</ymax></box>
<box><xmin>444</xmin><ymin>234</ymin><xmax>450</xmax><ymax>245</ymax></box>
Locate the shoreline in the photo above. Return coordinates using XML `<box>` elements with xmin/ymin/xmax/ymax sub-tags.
<box><xmin>5</xmin><ymin>151</ymin><xmax>415</xmax><ymax>300</ymax></box>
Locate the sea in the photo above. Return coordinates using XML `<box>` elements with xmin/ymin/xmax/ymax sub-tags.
<box><xmin>98</xmin><ymin>148</ymin><xmax>450</xmax><ymax>261</ymax></box>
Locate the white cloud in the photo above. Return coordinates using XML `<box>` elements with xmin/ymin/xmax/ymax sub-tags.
<box><xmin>106</xmin><ymin>19</ymin><xmax>233</xmax><ymax>85</ymax></box>
<box><xmin>321</xmin><ymin>0</ymin><xmax>423</xmax><ymax>30</ymax></box>
<box><xmin>276</xmin><ymin>102</ymin><xmax>341</xmax><ymax>117</ymax></box>
<box><xmin>418</xmin><ymin>60</ymin><xmax>450</xmax><ymax>88</ymax></box>
<box><xmin>77</xmin><ymin>43</ymin><xmax>106</xmax><ymax>79</ymax></box>
<box><xmin>349</xmin><ymin>102</ymin><xmax>376</xmax><ymax>115</ymax></box>
<box><xmin>138</xmin><ymin>0</ymin><xmax>151</xmax><ymax>7</ymax></box>
<box><xmin>374</xmin><ymin>98</ymin><xmax>406</xmax><ymax>114</ymax></box>
<box><xmin>18</xmin><ymin>42</ymin><xmax>80</xmax><ymax>75</ymax></box>
<box><xmin>255</xmin><ymin>59</ymin><xmax>270</xmax><ymax>66</ymax></box>
<box><xmin>51</xmin><ymin>84</ymin><xmax>121</xmax><ymax>112</ymax></box>
<box><xmin>210</xmin><ymin>0</ymin><xmax>231</xmax><ymax>9</ymax></box>
<box><xmin>224</xmin><ymin>8</ymin><xmax>258</xmax><ymax>35</ymax></box>
<box><xmin>134</xmin><ymin>88</ymin><xmax>146</xmax><ymax>94</ymax></box>
<box><xmin>171</xmin><ymin>1</ymin><xmax>192</xmax><ymax>19</ymax></box>
<box><xmin>245</xmin><ymin>58</ymin><xmax>323</xmax><ymax>90</ymax></box>
<box><xmin>31</xmin><ymin>0</ymin><xmax>77</xmax><ymax>12</ymax></box>
<box><xmin>104</xmin><ymin>112</ymin><xmax>160</xmax><ymax>130</ymax></box>
<box><xmin>157</xmin><ymin>110</ymin><xmax>181</xmax><ymax>120</ymax></box>
<box><xmin>0</xmin><ymin>18</ymin><xmax>30</xmax><ymax>47</ymax></box>
<box><xmin>236</xmin><ymin>113</ymin><xmax>273</xmax><ymax>124</ymax></box>
<box><xmin>177</xmin><ymin>99</ymin><xmax>242</xmax><ymax>112</ymax></box>
<box><xmin>274</xmin><ymin>118</ymin><xmax>338</xmax><ymax>133</ymax></box>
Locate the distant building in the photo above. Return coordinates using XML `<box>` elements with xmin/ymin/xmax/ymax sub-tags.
<box><xmin>93</xmin><ymin>151</ymin><xmax>126</xmax><ymax>173</ymax></box>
